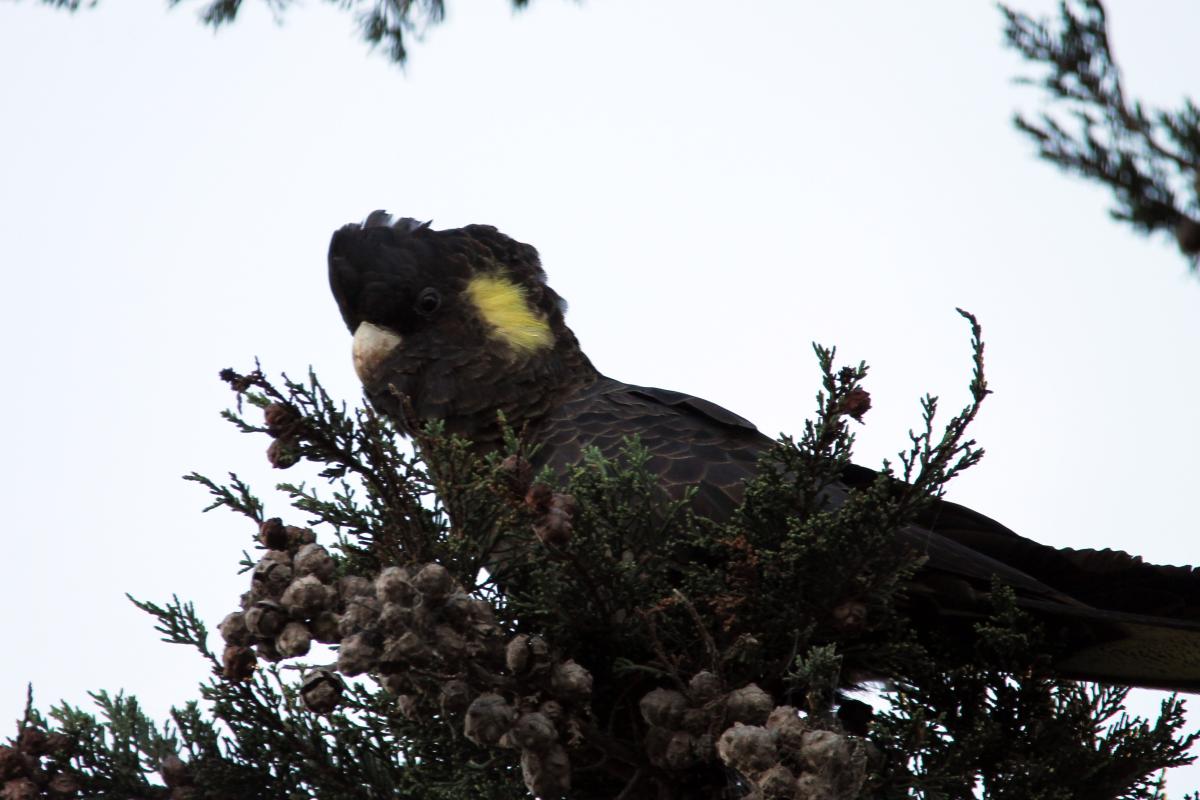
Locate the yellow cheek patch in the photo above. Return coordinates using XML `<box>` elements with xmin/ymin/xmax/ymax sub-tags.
<box><xmin>465</xmin><ymin>273</ymin><xmax>554</xmax><ymax>354</ymax></box>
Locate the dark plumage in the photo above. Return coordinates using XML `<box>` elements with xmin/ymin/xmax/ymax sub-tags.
<box><xmin>329</xmin><ymin>212</ymin><xmax>1200</xmax><ymax>691</ymax></box>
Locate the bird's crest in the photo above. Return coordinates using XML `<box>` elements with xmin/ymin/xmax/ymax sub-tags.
<box><xmin>360</xmin><ymin>211</ymin><xmax>432</xmax><ymax>233</ymax></box>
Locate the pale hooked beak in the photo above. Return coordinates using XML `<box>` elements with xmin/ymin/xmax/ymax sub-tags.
<box><xmin>352</xmin><ymin>322</ymin><xmax>403</xmax><ymax>383</ymax></box>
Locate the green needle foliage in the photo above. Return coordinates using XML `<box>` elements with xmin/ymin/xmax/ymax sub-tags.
<box><xmin>4</xmin><ymin>319</ymin><xmax>1197</xmax><ymax>799</ymax></box>
<box><xmin>873</xmin><ymin>583</ymin><xmax>1198</xmax><ymax>799</ymax></box>
<box><xmin>36</xmin><ymin>0</ymin><xmax>533</xmax><ymax>66</ymax></box>
<box><xmin>1002</xmin><ymin>0</ymin><xmax>1200</xmax><ymax>266</ymax></box>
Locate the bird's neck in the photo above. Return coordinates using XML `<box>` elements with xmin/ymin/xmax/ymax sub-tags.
<box><xmin>423</xmin><ymin>339</ymin><xmax>600</xmax><ymax>450</ymax></box>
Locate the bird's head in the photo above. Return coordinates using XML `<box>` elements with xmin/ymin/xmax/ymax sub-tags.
<box><xmin>328</xmin><ymin>212</ymin><xmax>595</xmax><ymax>442</ymax></box>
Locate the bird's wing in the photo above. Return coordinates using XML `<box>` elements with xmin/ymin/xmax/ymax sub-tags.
<box><xmin>532</xmin><ymin>379</ymin><xmax>1075</xmax><ymax>601</ymax></box>
<box><xmin>847</xmin><ymin>459</ymin><xmax>1200</xmax><ymax>690</ymax></box>
<box><xmin>530</xmin><ymin>377</ymin><xmax>770</xmax><ymax>520</ymax></box>
<box><xmin>530</xmin><ymin>378</ymin><xmax>1200</xmax><ymax>689</ymax></box>
<box><xmin>625</xmin><ymin>385</ymin><xmax>760</xmax><ymax>433</ymax></box>
<box><xmin>843</xmin><ymin>463</ymin><xmax>1200</xmax><ymax>619</ymax></box>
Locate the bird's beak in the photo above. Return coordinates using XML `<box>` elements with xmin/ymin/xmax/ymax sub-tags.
<box><xmin>352</xmin><ymin>322</ymin><xmax>403</xmax><ymax>383</ymax></box>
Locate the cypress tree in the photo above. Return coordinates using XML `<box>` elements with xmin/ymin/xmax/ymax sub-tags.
<box><xmin>4</xmin><ymin>315</ymin><xmax>1195</xmax><ymax>799</ymax></box>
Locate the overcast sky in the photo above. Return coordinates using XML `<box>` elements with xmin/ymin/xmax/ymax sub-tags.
<box><xmin>2</xmin><ymin>0</ymin><xmax>1199</xmax><ymax>793</ymax></box>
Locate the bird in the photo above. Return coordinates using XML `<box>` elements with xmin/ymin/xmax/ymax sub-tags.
<box><xmin>327</xmin><ymin>210</ymin><xmax>1200</xmax><ymax>692</ymax></box>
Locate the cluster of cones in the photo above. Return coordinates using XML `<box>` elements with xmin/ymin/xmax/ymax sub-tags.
<box><xmin>0</xmin><ymin>731</ymin><xmax>200</xmax><ymax>800</ymax></box>
<box><xmin>0</xmin><ymin>730</ymin><xmax>79</xmax><ymax>800</ymax></box>
<box><xmin>639</xmin><ymin>675</ymin><xmax>870</xmax><ymax>800</ymax></box>
<box><xmin>218</xmin><ymin>521</ymin><xmax>595</xmax><ymax>797</ymax></box>
<box><xmin>218</xmin><ymin>519</ymin><xmax>339</xmax><ymax>681</ymax></box>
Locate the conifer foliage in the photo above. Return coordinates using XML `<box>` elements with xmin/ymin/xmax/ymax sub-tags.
<box><xmin>1003</xmin><ymin>0</ymin><xmax>1200</xmax><ymax>265</ymax></box>
<box><xmin>6</xmin><ymin>318</ymin><xmax>1198</xmax><ymax>799</ymax></box>
<box><xmin>37</xmin><ymin>0</ymin><xmax>530</xmax><ymax>66</ymax></box>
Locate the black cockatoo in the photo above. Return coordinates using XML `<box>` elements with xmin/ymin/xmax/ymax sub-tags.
<box><xmin>328</xmin><ymin>211</ymin><xmax>1200</xmax><ymax>692</ymax></box>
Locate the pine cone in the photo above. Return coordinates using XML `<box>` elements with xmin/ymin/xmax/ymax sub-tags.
<box><xmin>310</xmin><ymin>611</ymin><xmax>341</xmax><ymax>644</ymax></box>
<box><xmin>431</xmin><ymin>625</ymin><xmax>467</xmax><ymax>662</ymax></box>
<box><xmin>1</xmin><ymin>777</ymin><xmax>38</xmax><ymax>800</ymax></box>
<box><xmin>301</xmin><ymin>669</ymin><xmax>344</xmax><ymax>714</ymax></box>
<box><xmin>766</xmin><ymin>706</ymin><xmax>808</xmax><ymax>752</ymax></box>
<box><xmin>505</xmin><ymin>712</ymin><xmax>558</xmax><ymax>752</ymax></box>
<box><xmin>222</xmin><ymin>644</ymin><xmax>257</xmax><ymax>681</ymax></box>
<box><xmin>506</xmin><ymin>634</ymin><xmax>551</xmax><ymax>676</ymax></box>
<box><xmin>337</xmin><ymin>632</ymin><xmax>380</xmax><ymax>676</ymax></box>
<box><xmin>15</xmin><ymin>730</ymin><xmax>46</xmax><ymax>756</ymax></box>
<box><xmin>244</xmin><ymin>600</ymin><xmax>287</xmax><ymax>639</ymax></box>
<box><xmin>468</xmin><ymin>598</ymin><xmax>497</xmax><ymax>625</ymax></box>
<box><xmin>0</xmin><ymin>748</ymin><xmax>19</xmax><ymax>782</ymax></box>
<box><xmin>539</xmin><ymin>700</ymin><xmax>564</xmax><ymax>724</ymax></box>
<box><xmin>440</xmin><ymin>680</ymin><xmax>473</xmax><ymax>716</ymax></box>
<box><xmin>725</xmin><ymin>683</ymin><xmax>773</xmax><ymax>726</ymax></box>
<box><xmin>464</xmin><ymin>693</ymin><xmax>515</xmax><ymax>746</ymax></box>
<box><xmin>337</xmin><ymin>596</ymin><xmax>381</xmax><ymax>638</ymax></box>
<box><xmin>680</xmin><ymin>708</ymin><xmax>711</xmax><ymax>736</ymax></box>
<box><xmin>375</xmin><ymin>567</ymin><xmax>417</xmax><ymax>606</ymax></box>
<box><xmin>376</xmin><ymin>602</ymin><xmax>414</xmax><ymax>637</ymax></box>
<box><xmin>840</xmin><ymin>387</ymin><xmax>872</xmax><ymax>422</ymax></box>
<box><xmin>263</xmin><ymin>402</ymin><xmax>301</xmax><ymax>437</ymax></box>
<box><xmin>520</xmin><ymin>743</ymin><xmax>571</xmax><ymax>798</ymax></box>
<box><xmin>46</xmin><ymin>771</ymin><xmax>81</xmax><ymax>796</ymax></box>
<box><xmin>276</xmin><ymin>621</ymin><xmax>313</xmax><ymax>658</ymax></box>
<box><xmin>280</xmin><ymin>576</ymin><xmax>334</xmax><ymax>619</ymax></box>
<box><xmin>532</xmin><ymin>493</ymin><xmax>577</xmax><ymax>546</ymax></box>
<box><xmin>266</xmin><ymin>438</ymin><xmax>300</xmax><ymax>469</ymax></box>
<box><xmin>797</xmin><ymin>729</ymin><xmax>863</xmax><ymax>786</ymax></box>
<box><xmin>758</xmin><ymin>764</ymin><xmax>798</xmax><ymax>798</ymax></box>
<box><xmin>440</xmin><ymin>592</ymin><xmax>474</xmax><ymax>627</ymax></box>
<box><xmin>338</xmin><ymin>575</ymin><xmax>374</xmax><ymax>603</ymax></box>
<box><xmin>640</xmin><ymin>688</ymin><xmax>688</xmax><ymax>729</ymax></box>
<box><xmin>255</xmin><ymin>637</ymin><xmax>284</xmax><ymax>663</ymax></box>
<box><xmin>688</xmin><ymin>671</ymin><xmax>722</xmax><ymax>704</ymax></box>
<box><xmin>533</xmin><ymin>504</ymin><xmax>573</xmax><ymax>546</ymax></box>
<box><xmin>293</xmin><ymin>544</ymin><xmax>336</xmax><ymax>583</ymax></box>
<box><xmin>412</xmin><ymin>563</ymin><xmax>454</xmax><ymax>602</ymax></box>
<box><xmin>549</xmin><ymin>660</ymin><xmax>593</xmax><ymax>701</ymax></box>
<box><xmin>250</xmin><ymin>556</ymin><xmax>293</xmax><ymax>599</ymax></box>
<box><xmin>218</xmin><ymin>612</ymin><xmax>251</xmax><ymax>647</ymax></box>
<box><xmin>661</xmin><ymin>731</ymin><xmax>700</xmax><ymax>770</ymax></box>
<box><xmin>379</xmin><ymin>632</ymin><xmax>431</xmax><ymax>670</ymax></box>
<box><xmin>717</xmin><ymin>723</ymin><xmax>779</xmax><ymax>775</ymax></box>
<box><xmin>288</xmin><ymin>526</ymin><xmax>317</xmax><ymax>547</ymax></box>
<box><xmin>258</xmin><ymin>518</ymin><xmax>290</xmax><ymax>551</ymax></box>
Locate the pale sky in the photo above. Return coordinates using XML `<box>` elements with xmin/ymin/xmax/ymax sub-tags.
<box><xmin>2</xmin><ymin>0</ymin><xmax>1199</xmax><ymax>794</ymax></box>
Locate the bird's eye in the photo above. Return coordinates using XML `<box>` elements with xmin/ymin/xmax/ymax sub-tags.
<box><xmin>415</xmin><ymin>287</ymin><xmax>441</xmax><ymax>315</ymax></box>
